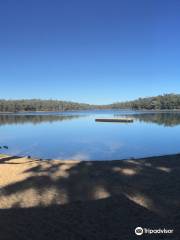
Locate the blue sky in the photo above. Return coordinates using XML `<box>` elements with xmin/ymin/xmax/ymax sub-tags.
<box><xmin>0</xmin><ymin>0</ymin><xmax>180</xmax><ymax>104</ymax></box>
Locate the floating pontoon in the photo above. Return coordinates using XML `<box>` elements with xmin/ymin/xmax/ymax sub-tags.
<box><xmin>95</xmin><ymin>118</ymin><xmax>134</xmax><ymax>123</ymax></box>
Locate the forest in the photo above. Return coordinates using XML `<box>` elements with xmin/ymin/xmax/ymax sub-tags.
<box><xmin>109</xmin><ymin>94</ymin><xmax>180</xmax><ymax>110</ymax></box>
<box><xmin>0</xmin><ymin>94</ymin><xmax>180</xmax><ymax>112</ymax></box>
<box><xmin>0</xmin><ymin>99</ymin><xmax>93</xmax><ymax>112</ymax></box>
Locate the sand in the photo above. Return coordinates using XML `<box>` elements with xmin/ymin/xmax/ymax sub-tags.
<box><xmin>0</xmin><ymin>154</ymin><xmax>180</xmax><ymax>239</ymax></box>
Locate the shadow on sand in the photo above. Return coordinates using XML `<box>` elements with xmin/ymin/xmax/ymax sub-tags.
<box><xmin>0</xmin><ymin>154</ymin><xmax>180</xmax><ymax>239</ymax></box>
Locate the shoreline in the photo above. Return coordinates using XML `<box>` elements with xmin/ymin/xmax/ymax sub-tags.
<box><xmin>1</xmin><ymin>109</ymin><xmax>180</xmax><ymax>114</ymax></box>
<box><xmin>1</xmin><ymin>152</ymin><xmax>180</xmax><ymax>206</ymax></box>
<box><xmin>1</xmin><ymin>152</ymin><xmax>180</xmax><ymax>162</ymax></box>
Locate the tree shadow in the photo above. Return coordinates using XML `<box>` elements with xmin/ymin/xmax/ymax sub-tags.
<box><xmin>0</xmin><ymin>156</ymin><xmax>24</xmax><ymax>164</ymax></box>
<box><xmin>0</xmin><ymin>154</ymin><xmax>180</xmax><ymax>239</ymax></box>
<box><xmin>0</xmin><ymin>196</ymin><xmax>175</xmax><ymax>240</ymax></box>
<box><xmin>0</xmin><ymin>155</ymin><xmax>39</xmax><ymax>165</ymax></box>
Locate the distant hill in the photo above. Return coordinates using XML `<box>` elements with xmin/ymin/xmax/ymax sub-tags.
<box><xmin>109</xmin><ymin>94</ymin><xmax>180</xmax><ymax>110</ymax></box>
<box><xmin>0</xmin><ymin>94</ymin><xmax>180</xmax><ymax>112</ymax></box>
<box><xmin>0</xmin><ymin>99</ymin><xmax>94</xmax><ymax>112</ymax></box>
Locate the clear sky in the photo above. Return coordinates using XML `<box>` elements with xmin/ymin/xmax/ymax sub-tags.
<box><xmin>0</xmin><ymin>0</ymin><xmax>180</xmax><ymax>104</ymax></box>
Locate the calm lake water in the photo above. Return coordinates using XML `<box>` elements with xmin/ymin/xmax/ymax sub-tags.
<box><xmin>0</xmin><ymin>110</ymin><xmax>180</xmax><ymax>160</ymax></box>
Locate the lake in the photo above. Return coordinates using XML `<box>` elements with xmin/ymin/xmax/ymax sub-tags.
<box><xmin>0</xmin><ymin>110</ymin><xmax>180</xmax><ymax>160</ymax></box>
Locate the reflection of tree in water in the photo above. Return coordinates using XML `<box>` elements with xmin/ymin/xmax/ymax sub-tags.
<box><xmin>132</xmin><ymin>113</ymin><xmax>180</xmax><ymax>127</ymax></box>
<box><xmin>0</xmin><ymin>114</ymin><xmax>83</xmax><ymax>126</ymax></box>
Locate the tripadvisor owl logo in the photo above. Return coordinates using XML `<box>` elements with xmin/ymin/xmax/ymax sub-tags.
<box><xmin>135</xmin><ymin>227</ymin><xmax>143</xmax><ymax>236</ymax></box>
<box><xmin>135</xmin><ymin>227</ymin><xmax>174</xmax><ymax>236</ymax></box>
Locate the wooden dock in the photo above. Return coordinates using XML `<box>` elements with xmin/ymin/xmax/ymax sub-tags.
<box><xmin>95</xmin><ymin>118</ymin><xmax>134</xmax><ymax>123</ymax></box>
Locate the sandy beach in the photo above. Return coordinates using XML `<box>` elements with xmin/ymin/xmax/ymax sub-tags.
<box><xmin>0</xmin><ymin>154</ymin><xmax>180</xmax><ymax>239</ymax></box>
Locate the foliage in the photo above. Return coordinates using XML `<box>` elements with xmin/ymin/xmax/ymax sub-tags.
<box><xmin>0</xmin><ymin>99</ymin><xmax>93</xmax><ymax>112</ymax></box>
<box><xmin>109</xmin><ymin>94</ymin><xmax>180</xmax><ymax>110</ymax></box>
<box><xmin>0</xmin><ymin>94</ymin><xmax>180</xmax><ymax>112</ymax></box>
<box><xmin>0</xmin><ymin>146</ymin><xmax>8</xmax><ymax>149</ymax></box>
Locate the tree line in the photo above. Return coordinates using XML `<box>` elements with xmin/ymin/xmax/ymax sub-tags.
<box><xmin>0</xmin><ymin>94</ymin><xmax>180</xmax><ymax>112</ymax></box>
<box><xmin>109</xmin><ymin>94</ymin><xmax>180</xmax><ymax>110</ymax></box>
<box><xmin>0</xmin><ymin>99</ymin><xmax>94</xmax><ymax>112</ymax></box>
